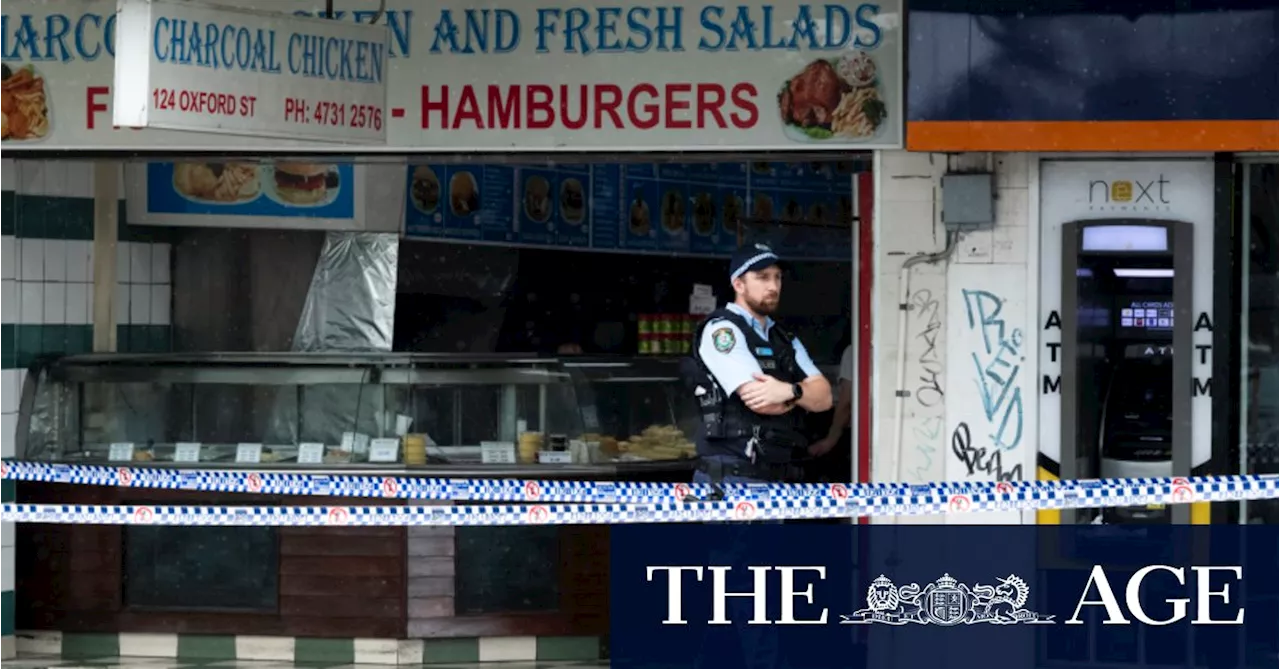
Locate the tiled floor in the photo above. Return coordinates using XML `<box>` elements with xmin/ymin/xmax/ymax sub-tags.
<box><xmin>6</xmin><ymin>658</ymin><xmax>610</xmax><ymax>669</ymax></box>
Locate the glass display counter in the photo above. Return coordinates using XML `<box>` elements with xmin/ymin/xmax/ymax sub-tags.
<box><xmin>16</xmin><ymin>352</ymin><xmax>700</xmax><ymax>475</ymax></box>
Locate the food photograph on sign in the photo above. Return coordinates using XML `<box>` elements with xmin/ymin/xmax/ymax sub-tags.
<box><xmin>145</xmin><ymin>161</ymin><xmax>356</xmax><ymax>219</ymax></box>
<box><xmin>1</xmin><ymin>63</ymin><xmax>52</xmax><ymax>142</ymax></box>
<box><xmin>779</xmin><ymin>52</ymin><xmax>888</xmax><ymax>143</ymax></box>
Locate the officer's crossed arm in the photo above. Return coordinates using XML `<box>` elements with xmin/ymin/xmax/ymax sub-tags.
<box><xmin>737</xmin><ymin>336</ymin><xmax>833</xmax><ymax>413</ymax></box>
<box><xmin>698</xmin><ymin>320</ymin><xmax>792</xmax><ymax>416</ymax></box>
<box><xmin>787</xmin><ymin>338</ymin><xmax>834</xmax><ymax>412</ymax></box>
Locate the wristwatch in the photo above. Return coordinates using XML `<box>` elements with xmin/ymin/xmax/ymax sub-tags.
<box><xmin>787</xmin><ymin>383</ymin><xmax>803</xmax><ymax>405</ymax></box>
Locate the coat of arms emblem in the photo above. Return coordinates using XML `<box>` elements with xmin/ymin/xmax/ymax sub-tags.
<box><xmin>841</xmin><ymin>573</ymin><xmax>1055</xmax><ymax>626</ymax></box>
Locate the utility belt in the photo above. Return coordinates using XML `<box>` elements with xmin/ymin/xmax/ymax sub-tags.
<box><xmin>696</xmin><ymin>457</ymin><xmax>804</xmax><ymax>484</ymax></box>
<box><xmin>705</xmin><ymin>424</ymin><xmax>809</xmax><ymax>466</ymax></box>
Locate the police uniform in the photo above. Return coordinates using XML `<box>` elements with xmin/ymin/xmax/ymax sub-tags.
<box><xmin>684</xmin><ymin>246</ymin><xmax>824</xmax><ymax>485</ymax></box>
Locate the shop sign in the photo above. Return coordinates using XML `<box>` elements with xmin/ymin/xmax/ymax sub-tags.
<box><xmin>1</xmin><ymin>0</ymin><xmax>903</xmax><ymax>152</ymax></box>
<box><xmin>112</xmin><ymin>0</ymin><xmax>388</xmax><ymax>143</ymax></box>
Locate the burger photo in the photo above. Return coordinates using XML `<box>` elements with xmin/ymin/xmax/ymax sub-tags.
<box><xmin>272</xmin><ymin>162</ymin><xmax>339</xmax><ymax>206</ymax></box>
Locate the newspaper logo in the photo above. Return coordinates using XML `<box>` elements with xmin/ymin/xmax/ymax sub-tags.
<box><xmin>842</xmin><ymin>574</ymin><xmax>1055</xmax><ymax>626</ymax></box>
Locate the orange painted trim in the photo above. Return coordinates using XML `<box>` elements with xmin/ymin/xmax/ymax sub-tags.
<box><xmin>907</xmin><ymin>120</ymin><xmax>1278</xmax><ymax>152</ymax></box>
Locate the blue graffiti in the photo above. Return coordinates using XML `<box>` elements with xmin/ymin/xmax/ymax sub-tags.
<box><xmin>962</xmin><ymin>289</ymin><xmax>1024</xmax><ymax>452</ymax></box>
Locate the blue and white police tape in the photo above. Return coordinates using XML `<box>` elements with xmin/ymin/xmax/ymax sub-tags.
<box><xmin>2</xmin><ymin>475</ymin><xmax>1278</xmax><ymax>526</ymax></box>
<box><xmin>2</xmin><ymin>460</ymin><xmax>1278</xmax><ymax>505</ymax></box>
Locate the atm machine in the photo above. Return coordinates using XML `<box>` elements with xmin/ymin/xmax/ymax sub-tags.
<box><xmin>1059</xmin><ymin>220</ymin><xmax>1194</xmax><ymax>525</ymax></box>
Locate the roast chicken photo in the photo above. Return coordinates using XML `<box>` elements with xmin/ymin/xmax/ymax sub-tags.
<box><xmin>778</xmin><ymin>54</ymin><xmax>888</xmax><ymax>141</ymax></box>
<box><xmin>779</xmin><ymin>60</ymin><xmax>848</xmax><ymax>129</ymax></box>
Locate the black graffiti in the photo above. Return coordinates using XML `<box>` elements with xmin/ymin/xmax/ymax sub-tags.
<box><xmin>951</xmin><ymin>422</ymin><xmax>1025</xmax><ymax>482</ymax></box>
<box><xmin>911</xmin><ymin>289</ymin><xmax>944</xmax><ymax>408</ymax></box>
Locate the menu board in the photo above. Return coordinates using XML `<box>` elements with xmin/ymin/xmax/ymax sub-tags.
<box><xmin>403</xmin><ymin>161</ymin><xmax>856</xmax><ymax>261</ymax></box>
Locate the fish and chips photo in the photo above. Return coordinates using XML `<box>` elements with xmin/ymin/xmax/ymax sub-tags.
<box><xmin>174</xmin><ymin>162</ymin><xmax>261</xmax><ymax>203</ymax></box>
<box><xmin>410</xmin><ymin>166</ymin><xmax>441</xmax><ymax>213</ymax></box>
<box><xmin>2</xmin><ymin>64</ymin><xmax>50</xmax><ymax>142</ymax></box>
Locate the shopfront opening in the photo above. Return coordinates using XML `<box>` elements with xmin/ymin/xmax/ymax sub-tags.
<box><xmin>3</xmin><ymin>152</ymin><xmax>874</xmax><ymax>643</ymax></box>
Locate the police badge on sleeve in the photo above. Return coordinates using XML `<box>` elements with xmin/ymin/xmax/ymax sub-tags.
<box><xmin>712</xmin><ymin>327</ymin><xmax>736</xmax><ymax>353</ymax></box>
<box><xmin>841</xmin><ymin>574</ymin><xmax>1054</xmax><ymax>626</ymax></box>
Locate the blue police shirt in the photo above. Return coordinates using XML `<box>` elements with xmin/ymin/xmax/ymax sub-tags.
<box><xmin>698</xmin><ymin>303</ymin><xmax>822</xmax><ymax>395</ymax></box>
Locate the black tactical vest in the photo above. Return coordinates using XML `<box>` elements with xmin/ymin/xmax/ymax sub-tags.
<box><xmin>683</xmin><ymin>308</ymin><xmax>809</xmax><ymax>463</ymax></box>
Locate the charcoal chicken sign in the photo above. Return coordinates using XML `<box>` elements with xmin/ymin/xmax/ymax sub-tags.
<box><xmin>1</xmin><ymin>0</ymin><xmax>902</xmax><ymax>151</ymax></box>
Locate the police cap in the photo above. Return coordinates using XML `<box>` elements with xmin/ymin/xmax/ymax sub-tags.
<box><xmin>729</xmin><ymin>243</ymin><xmax>782</xmax><ymax>281</ymax></box>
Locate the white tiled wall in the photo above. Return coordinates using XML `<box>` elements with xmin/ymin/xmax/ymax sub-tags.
<box><xmin>3</xmin><ymin>160</ymin><xmax>172</xmax><ymax>329</ymax></box>
<box><xmin>1</xmin><ymin>159</ymin><xmax>174</xmax><ymax>657</ymax></box>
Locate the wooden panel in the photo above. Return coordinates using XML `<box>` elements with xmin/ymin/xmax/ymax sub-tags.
<box><xmin>280</xmin><ymin>534</ymin><xmax>402</xmax><ymax>557</ymax></box>
<box><xmin>407</xmin><ymin>597</ymin><xmax>454</xmax><ymax>618</ymax></box>
<box><xmin>406</xmin><ymin>557</ymin><xmax>455</xmax><ymax>578</ymax></box>
<box><xmin>281</xmin><ymin>556</ymin><xmax>403</xmax><ymax>577</ymax></box>
<box><xmin>281</xmin><ymin>596</ymin><xmax>402</xmax><ymax>619</ymax></box>
<box><xmin>281</xmin><ymin>575</ymin><xmax>401</xmax><ymax>598</ymax></box>
<box><xmin>16</xmin><ymin>482</ymin><xmax>407</xmax><ymax>639</ymax></box>
<box><xmin>407</xmin><ymin>577</ymin><xmax>453</xmax><ymax>598</ymax></box>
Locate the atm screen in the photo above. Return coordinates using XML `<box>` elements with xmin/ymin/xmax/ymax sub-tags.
<box><xmin>1117</xmin><ymin>297</ymin><xmax>1174</xmax><ymax>336</ymax></box>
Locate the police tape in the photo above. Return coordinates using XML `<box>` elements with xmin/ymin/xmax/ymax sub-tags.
<box><xmin>1</xmin><ymin>475</ymin><xmax>1278</xmax><ymax>526</ymax></box>
<box><xmin>2</xmin><ymin>460</ymin><xmax>1278</xmax><ymax>505</ymax></box>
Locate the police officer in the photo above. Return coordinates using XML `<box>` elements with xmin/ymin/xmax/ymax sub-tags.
<box><xmin>686</xmin><ymin>244</ymin><xmax>834</xmax><ymax>486</ymax></box>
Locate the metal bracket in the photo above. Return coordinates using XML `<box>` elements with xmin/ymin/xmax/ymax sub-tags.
<box><xmin>325</xmin><ymin>0</ymin><xmax>385</xmax><ymax>23</ymax></box>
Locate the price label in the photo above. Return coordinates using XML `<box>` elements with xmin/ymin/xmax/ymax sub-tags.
<box><xmin>236</xmin><ymin>443</ymin><xmax>263</xmax><ymax>464</ymax></box>
<box><xmin>173</xmin><ymin>442</ymin><xmax>202</xmax><ymax>463</ymax></box>
<box><xmin>369</xmin><ymin>438</ymin><xmax>400</xmax><ymax>463</ymax></box>
<box><xmin>481</xmin><ymin>441</ymin><xmax>517</xmax><ymax>464</ymax></box>
<box><xmin>298</xmin><ymin>443</ymin><xmax>325</xmax><ymax>464</ymax></box>
<box><xmin>108</xmin><ymin>443</ymin><xmax>135</xmax><ymax>462</ymax></box>
<box><xmin>537</xmin><ymin>450</ymin><xmax>573</xmax><ymax>464</ymax></box>
<box><xmin>341</xmin><ymin>432</ymin><xmax>370</xmax><ymax>455</ymax></box>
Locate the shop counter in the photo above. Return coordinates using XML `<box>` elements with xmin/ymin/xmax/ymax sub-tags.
<box><xmin>12</xmin><ymin>353</ymin><xmax>700</xmax><ymax>640</ymax></box>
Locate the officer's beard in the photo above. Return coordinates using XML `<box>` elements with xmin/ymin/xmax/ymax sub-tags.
<box><xmin>745</xmin><ymin>294</ymin><xmax>779</xmax><ymax>316</ymax></box>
